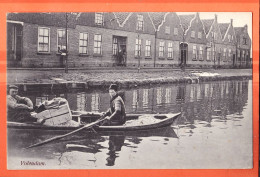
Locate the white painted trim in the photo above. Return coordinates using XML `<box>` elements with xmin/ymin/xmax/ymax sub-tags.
<box><xmin>147</xmin><ymin>13</ymin><xmax>157</xmax><ymax>32</ymax></box>
<box><xmin>113</xmin><ymin>12</ymin><xmax>133</xmax><ymax>28</ymax></box>
<box><xmin>206</xmin><ymin>19</ymin><xmax>215</xmax><ymax>38</ymax></box>
<box><xmin>157</xmin><ymin>12</ymin><xmax>170</xmax><ymax>32</ymax></box>
<box><xmin>186</xmin><ymin>15</ymin><xmax>196</xmax><ymax>35</ymax></box>
<box><xmin>37</xmin><ymin>27</ymin><xmax>50</xmax><ymax>53</ymax></box>
<box><xmin>222</xmin><ymin>23</ymin><xmax>231</xmax><ymax>42</ymax></box>
<box><xmin>7</xmin><ymin>20</ymin><xmax>24</xmax><ymax>25</ymax></box>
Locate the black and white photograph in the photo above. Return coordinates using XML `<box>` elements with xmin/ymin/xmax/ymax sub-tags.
<box><xmin>6</xmin><ymin>12</ymin><xmax>252</xmax><ymax>169</ymax></box>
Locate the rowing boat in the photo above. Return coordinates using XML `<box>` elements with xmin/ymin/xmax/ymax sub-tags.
<box><xmin>7</xmin><ymin>112</ymin><xmax>181</xmax><ymax>132</ymax></box>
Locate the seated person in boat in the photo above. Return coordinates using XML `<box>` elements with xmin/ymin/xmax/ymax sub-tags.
<box><xmin>102</xmin><ymin>84</ymin><xmax>126</xmax><ymax>126</ymax></box>
<box><xmin>7</xmin><ymin>85</ymin><xmax>39</xmax><ymax>123</ymax></box>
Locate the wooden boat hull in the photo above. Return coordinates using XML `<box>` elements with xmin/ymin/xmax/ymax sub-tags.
<box><xmin>7</xmin><ymin>113</ymin><xmax>181</xmax><ymax>132</ymax></box>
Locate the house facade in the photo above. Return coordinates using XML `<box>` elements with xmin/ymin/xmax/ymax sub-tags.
<box><xmin>6</xmin><ymin>12</ymin><xmax>251</xmax><ymax>68</ymax></box>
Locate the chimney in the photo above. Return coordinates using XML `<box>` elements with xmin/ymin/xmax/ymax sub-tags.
<box><xmin>230</xmin><ymin>19</ymin><xmax>233</xmax><ymax>26</ymax></box>
<box><xmin>244</xmin><ymin>24</ymin><xmax>248</xmax><ymax>31</ymax></box>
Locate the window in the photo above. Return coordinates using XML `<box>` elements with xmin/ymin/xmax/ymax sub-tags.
<box><xmin>237</xmin><ymin>49</ymin><xmax>240</xmax><ymax>60</ymax></box>
<box><xmin>159</xmin><ymin>41</ymin><xmax>165</xmax><ymax>58</ymax></box>
<box><xmin>136</xmin><ymin>14</ymin><xmax>144</xmax><ymax>31</ymax></box>
<box><xmin>135</xmin><ymin>38</ymin><xmax>141</xmax><ymax>57</ymax></box>
<box><xmin>38</xmin><ymin>27</ymin><xmax>50</xmax><ymax>52</ymax></box>
<box><xmin>95</xmin><ymin>12</ymin><xmax>104</xmax><ymax>25</ymax></box>
<box><xmin>228</xmin><ymin>34</ymin><xmax>232</xmax><ymax>42</ymax></box>
<box><xmin>212</xmin><ymin>32</ymin><xmax>217</xmax><ymax>41</ymax></box>
<box><xmin>207</xmin><ymin>49</ymin><xmax>211</xmax><ymax>61</ymax></box>
<box><xmin>112</xmin><ymin>37</ymin><xmax>118</xmax><ymax>55</ymax></box>
<box><xmin>145</xmin><ymin>40</ymin><xmax>151</xmax><ymax>57</ymax></box>
<box><xmin>94</xmin><ymin>34</ymin><xmax>102</xmax><ymax>54</ymax></box>
<box><xmin>228</xmin><ymin>49</ymin><xmax>231</xmax><ymax>57</ymax></box>
<box><xmin>199</xmin><ymin>46</ymin><xmax>203</xmax><ymax>60</ymax></box>
<box><xmin>191</xmin><ymin>31</ymin><xmax>195</xmax><ymax>38</ymax></box>
<box><xmin>167</xmin><ymin>42</ymin><xmax>173</xmax><ymax>58</ymax></box>
<box><xmin>198</xmin><ymin>32</ymin><xmax>202</xmax><ymax>39</ymax></box>
<box><xmin>192</xmin><ymin>45</ymin><xmax>197</xmax><ymax>60</ymax></box>
<box><xmin>57</xmin><ymin>29</ymin><xmax>67</xmax><ymax>51</ymax></box>
<box><xmin>242</xmin><ymin>50</ymin><xmax>245</xmax><ymax>61</ymax></box>
<box><xmin>165</xmin><ymin>26</ymin><xmax>170</xmax><ymax>34</ymax></box>
<box><xmin>223</xmin><ymin>48</ymin><xmax>226</xmax><ymax>61</ymax></box>
<box><xmin>79</xmin><ymin>32</ymin><xmax>88</xmax><ymax>54</ymax></box>
<box><xmin>212</xmin><ymin>46</ymin><xmax>216</xmax><ymax>61</ymax></box>
<box><xmin>173</xmin><ymin>28</ymin><xmax>178</xmax><ymax>35</ymax></box>
<box><xmin>243</xmin><ymin>37</ymin><xmax>247</xmax><ymax>45</ymax></box>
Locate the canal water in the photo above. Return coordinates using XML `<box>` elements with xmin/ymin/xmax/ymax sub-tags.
<box><xmin>7</xmin><ymin>79</ymin><xmax>252</xmax><ymax>169</ymax></box>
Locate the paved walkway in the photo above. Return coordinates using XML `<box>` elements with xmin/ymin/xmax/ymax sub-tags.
<box><xmin>7</xmin><ymin>68</ymin><xmax>252</xmax><ymax>88</ymax></box>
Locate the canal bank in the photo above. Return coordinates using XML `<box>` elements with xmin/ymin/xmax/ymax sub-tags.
<box><xmin>7</xmin><ymin>68</ymin><xmax>252</xmax><ymax>91</ymax></box>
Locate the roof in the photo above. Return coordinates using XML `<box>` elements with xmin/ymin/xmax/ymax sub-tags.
<box><xmin>113</xmin><ymin>12</ymin><xmax>132</xmax><ymax>26</ymax></box>
<box><xmin>148</xmin><ymin>12</ymin><xmax>167</xmax><ymax>30</ymax></box>
<box><xmin>201</xmin><ymin>19</ymin><xmax>214</xmax><ymax>35</ymax></box>
<box><xmin>7</xmin><ymin>13</ymin><xmax>78</xmax><ymax>28</ymax></box>
<box><xmin>234</xmin><ymin>27</ymin><xmax>244</xmax><ymax>36</ymax></box>
<box><xmin>218</xmin><ymin>23</ymin><xmax>230</xmax><ymax>38</ymax></box>
<box><xmin>179</xmin><ymin>14</ymin><xmax>195</xmax><ymax>31</ymax></box>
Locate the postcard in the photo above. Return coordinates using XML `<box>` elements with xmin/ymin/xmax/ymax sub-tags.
<box><xmin>0</xmin><ymin>1</ymin><xmax>259</xmax><ymax>177</ymax></box>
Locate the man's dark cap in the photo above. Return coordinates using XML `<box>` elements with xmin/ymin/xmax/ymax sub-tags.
<box><xmin>9</xmin><ymin>85</ymin><xmax>18</xmax><ymax>90</ymax></box>
<box><xmin>109</xmin><ymin>84</ymin><xmax>118</xmax><ymax>91</ymax></box>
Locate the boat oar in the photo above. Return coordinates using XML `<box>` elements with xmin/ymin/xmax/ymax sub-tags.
<box><xmin>25</xmin><ymin>116</ymin><xmax>108</xmax><ymax>149</ymax></box>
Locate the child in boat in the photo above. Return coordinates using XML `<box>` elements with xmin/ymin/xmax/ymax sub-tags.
<box><xmin>102</xmin><ymin>84</ymin><xmax>126</xmax><ymax>126</ymax></box>
<box><xmin>7</xmin><ymin>85</ymin><xmax>42</xmax><ymax>123</ymax></box>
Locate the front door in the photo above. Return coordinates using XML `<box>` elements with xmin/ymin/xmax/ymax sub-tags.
<box><xmin>112</xmin><ymin>36</ymin><xmax>127</xmax><ymax>66</ymax></box>
<box><xmin>7</xmin><ymin>23</ymin><xmax>23</xmax><ymax>67</ymax></box>
<box><xmin>232</xmin><ymin>54</ymin><xmax>236</xmax><ymax>68</ymax></box>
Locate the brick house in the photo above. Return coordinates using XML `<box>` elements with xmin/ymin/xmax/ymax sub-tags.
<box><xmin>234</xmin><ymin>25</ymin><xmax>251</xmax><ymax>68</ymax></box>
<box><xmin>7</xmin><ymin>12</ymin><xmax>251</xmax><ymax>69</ymax></box>
<box><xmin>202</xmin><ymin>15</ymin><xmax>235</xmax><ymax>68</ymax></box>
<box><xmin>149</xmin><ymin>12</ymin><xmax>183</xmax><ymax>67</ymax></box>
<box><xmin>218</xmin><ymin>19</ymin><xmax>237</xmax><ymax>68</ymax></box>
<box><xmin>179</xmin><ymin>13</ymin><xmax>208</xmax><ymax>67</ymax></box>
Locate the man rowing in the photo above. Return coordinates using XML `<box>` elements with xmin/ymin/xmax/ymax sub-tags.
<box><xmin>102</xmin><ymin>84</ymin><xmax>126</xmax><ymax>126</ymax></box>
<box><xmin>7</xmin><ymin>85</ymin><xmax>41</xmax><ymax>123</ymax></box>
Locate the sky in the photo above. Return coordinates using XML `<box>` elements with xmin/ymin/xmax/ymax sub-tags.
<box><xmin>176</xmin><ymin>12</ymin><xmax>252</xmax><ymax>40</ymax></box>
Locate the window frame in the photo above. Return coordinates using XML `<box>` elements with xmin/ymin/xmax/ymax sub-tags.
<box><xmin>159</xmin><ymin>41</ymin><xmax>165</xmax><ymax>58</ymax></box>
<box><xmin>93</xmin><ymin>34</ymin><xmax>102</xmax><ymax>55</ymax></box>
<box><xmin>192</xmin><ymin>45</ymin><xmax>197</xmax><ymax>60</ymax></box>
<box><xmin>165</xmin><ymin>26</ymin><xmax>170</xmax><ymax>34</ymax></box>
<box><xmin>199</xmin><ymin>46</ymin><xmax>203</xmax><ymax>60</ymax></box>
<box><xmin>38</xmin><ymin>27</ymin><xmax>50</xmax><ymax>53</ymax></box>
<box><xmin>145</xmin><ymin>40</ymin><xmax>151</xmax><ymax>57</ymax></box>
<box><xmin>79</xmin><ymin>32</ymin><xmax>88</xmax><ymax>55</ymax></box>
<box><xmin>135</xmin><ymin>38</ymin><xmax>142</xmax><ymax>57</ymax></box>
<box><xmin>198</xmin><ymin>32</ymin><xmax>202</xmax><ymax>39</ymax></box>
<box><xmin>191</xmin><ymin>31</ymin><xmax>195</xmax><ymax>38</ymax></box>
<box><xmin>167</xmin><ymin>42</ymin><xmax>173</xmax><ymax>59</ymax></box>
<box><xmin>136</xmin><ymin>14</ymin><xmax>144</xmax><ymax>31</ymax></box>
<box><xmin>173</xmin><ymin>28</ymin><xmax>178</xmax><ymax>35</ymax></box>
<box><xmin>57</xmin><ymin>29</ymin><xmax>68</xmax><ymax>52</ymax></box>
<box><xmin>95</xmin><ymin>12</ymin><xmax>104</xmax><ymax>26</ymax></box>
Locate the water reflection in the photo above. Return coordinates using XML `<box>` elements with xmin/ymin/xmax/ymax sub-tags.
<box><xmin>9</xmin><ymin>80</ymin><xmax>251</xmax><ymax>169</ymax></box>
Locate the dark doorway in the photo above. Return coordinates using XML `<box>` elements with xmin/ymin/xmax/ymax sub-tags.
<box><xmin>232</xmin><ymin>54</ymin><xmax>236</xmax><ymax>68</ymax></box>
<box><xmin>7</xmin><ymin>23</ymin><xmax>23</xmax><ymax>67</ymax></box>
<box><xmin>180</xmin><ymin>43</ymin><xmax>188</xmax><ymax>68</ymax></box>
<box><xmin>112</xmin><ymin>36</ymin><xmax>127</xmax><ymax>66</ymax></box>
<box><xmin>217</xmin><ymin>53</ymin><xmax>221</xmax><ymax>68</ymax></box>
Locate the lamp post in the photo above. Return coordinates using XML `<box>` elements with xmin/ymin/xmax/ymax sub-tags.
<box><xmin>65</xmin><ymin>12</ymin><xmax>68</xmax><ymax>73</ymax></box>
<box><xmin>212</xmin><ymin>32</ymin><xmax>216</xmax><ymax>69</ymax></box>
<box><xmin>138</xmin><ymin>33</ymin><xmax>141</xmax><ymax>73</ymax></box>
